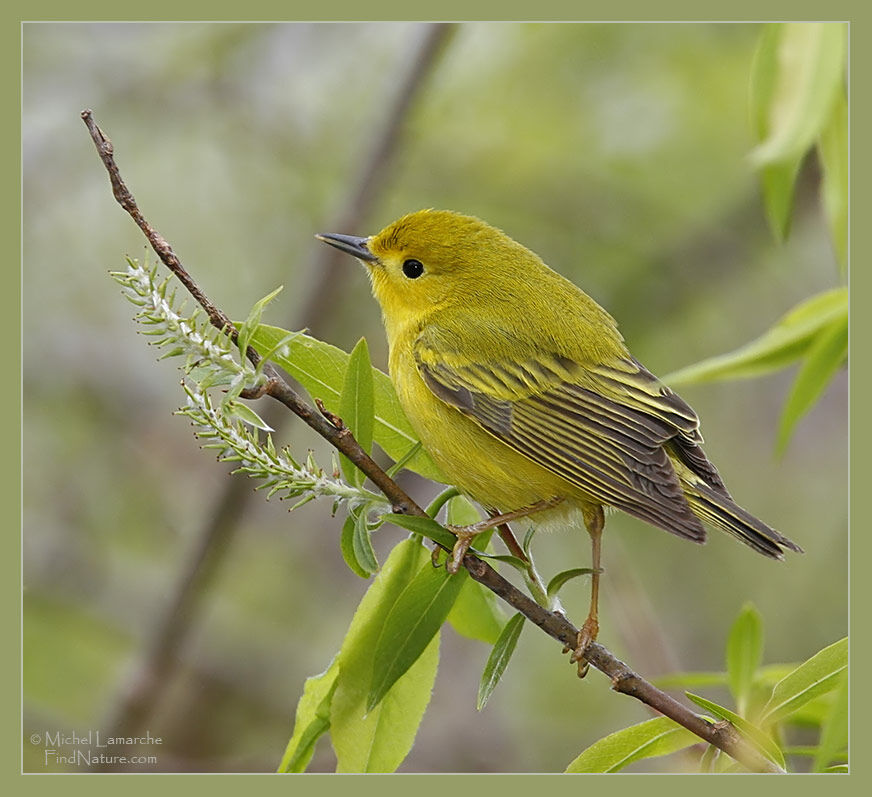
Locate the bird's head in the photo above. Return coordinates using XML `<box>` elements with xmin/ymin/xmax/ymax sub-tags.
<box><xmin>317</xmin><ymin>209</ymin><xmax>543</xmax><ymax>325</ymax></box>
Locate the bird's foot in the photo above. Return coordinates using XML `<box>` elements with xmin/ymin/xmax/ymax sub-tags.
<box><xmin>445</xmin><ymin>526</ymin><xmax>482</xmax><ymax>574</ymax></box>
<box><xmin>444</xmin><ymin>497</ymin><xmax>564</xmax><ymax>574</ymax></box>
<box><xmin>570</xmin><ymin>616</ymin><xmax>599</xmax><ymax>678</ymax></box>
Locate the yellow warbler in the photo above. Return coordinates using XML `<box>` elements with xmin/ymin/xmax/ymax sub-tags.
<box><xmin>317</xmin><ymin>209</ymin><xmax>801</xmax><ymax>667</ymax></box>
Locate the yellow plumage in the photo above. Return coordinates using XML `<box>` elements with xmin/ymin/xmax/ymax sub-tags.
<box><xmin>317</xmin><ymin>209</ymin><xmax>801</xmax><ymax>663</ymax></box>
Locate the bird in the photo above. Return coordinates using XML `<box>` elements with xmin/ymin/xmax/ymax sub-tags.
<box><xmin>317</xmin><ymin>209</ymin><xmax>802</xmax><ymax>672</ymax></box>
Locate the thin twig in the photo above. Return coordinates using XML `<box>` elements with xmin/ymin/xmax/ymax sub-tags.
<box><xmin>83</xmin><ymin>108</ymin><xmax>781</xmax><ymax>774</ymax></box>
<box><xmin>86</xmin><ymin>25</ymin><xmax>457</xmax><ymax>757</ymax></box>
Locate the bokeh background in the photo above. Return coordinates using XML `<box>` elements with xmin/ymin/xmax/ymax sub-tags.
<box><xmin>23</xmin><ymin>22</ymin><xmax>847</xmax><ymax>773</ymax></box>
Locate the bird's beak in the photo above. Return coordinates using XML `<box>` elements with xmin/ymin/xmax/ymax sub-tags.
<box><xmin>315</xmin><ymin>233</ymin><xmax>379</xmax><ymax>264</ymax></box>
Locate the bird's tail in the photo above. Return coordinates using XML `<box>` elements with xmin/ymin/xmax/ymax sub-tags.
<box><xmin>685</xmin><ymin>482</ymin><xmax>803</xmax><ymax>560</ymax></box>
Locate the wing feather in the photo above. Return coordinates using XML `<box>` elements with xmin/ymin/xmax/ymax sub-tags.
<box><xmin>415</xmin><ymin>338</ymin><xmax>716</xmax><ymax>542</ymax></box>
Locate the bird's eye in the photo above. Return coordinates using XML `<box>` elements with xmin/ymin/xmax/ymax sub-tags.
<box><xmin>402</xmin><ymin>258</ymin><xmax>424</xmax><ymax>279</ymax></box>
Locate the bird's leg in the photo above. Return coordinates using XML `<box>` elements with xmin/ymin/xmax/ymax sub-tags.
<box><xmin>445</xmin><ymin>496</ymin><xmax>563</xmax><ymax>574</ymax></box>
<box><xmin>570</xmin><ymin>504</ymin><xmax>605</xmax><ymax>677</ymax></box>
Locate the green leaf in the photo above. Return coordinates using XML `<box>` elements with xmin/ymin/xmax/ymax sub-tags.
<box><xmin>759</xmin><ymin>159</ymin><xmax>804</xmax><ymax>242</ymax></box>
<box><xmin>368</xmin><ymin>560</ymin><xmax>467</xmax><ymax>712</ymax></box>
<box><xmin>477</xmin><ymin>612</ymin><xmax>525</xmax><ymax>711</ymax></box>
<box><xmin>521</xmin><ymin>525</ymin><xmax>538</xmax><ymax>555</ymax></box>
<box><xmin>817</xmin><ymin>89</ymin><xmax>848</xmax><ymax>270</ymax></box>
<box><xmin>425</xmin><ymin>486</ymin><xmax>461</xmax><ymax>518</ymax></box>
<box><xmin>698</xmin><ymin>743</ymin><xmax>719</xmax><ymax>773</ymax></box>
<box><xmin>447</xmin><ymin>577</ymin><xmax>505</xmax><ymax>644</ymax></box>
<box><xmin>664</xmin><ymin>288</ymin><xmax>847</xmax><ymax>385</ymax></box>
<box><xmin>224</xmin><ymin>399</ymin><xmax>273</xmax><ymax>431</ymax></box>
<box><xmin>761</xmin><ymin>637</ymin><xmax>847</xmax><ymax>725</ymax></box>
<box><xmin>546</xmin><ymin>567</ymin><xmax>596</xmax><ymax>599</ymax></box>
<box><xmin>352</xmin><ymin>509</ymin><xmax>379</xmax><ymax>575</ymax></box>
<box><xmin>777</xmin><ymin>312</ymin><xmax>847</xmax><ymax>454</ymax></box>
<box><xmin>330</xmin><ymin>537</ymin><xmax>438</xmax><ymax>773</ymax></box>
<box><xmin>749</xmin><ymin>24</ymin><xmax>781</xmax><ymax>140</ymax></box>
<box><xmin>685</xmin><ymin>692</ymin><xmax>785</xmax><ymax>770</ymax></box>
<box><xmin>237</xmin><ymin>285</ymin><xmax>283</xmax><ymax>360</ymax></box>
<box><xmin>749</xmin><ymin>25</ymin><xmax>804</xmax><ymax>241</ymax></box>
<box><xmin>446</xmin><ymin>494</ymin><xmax>481</xmax><ymax>526</ymax></box>
<box><xmin>277</xmin><ymin>658</ymin><xmax>339</xmax><ymax>773</ymax></box>
<box><xmin>385</xmin><ymin>441</ymin><xmax>422</xmax><ymax>478</ymax></box>
<box><xmin>781</xmin><ymin>691</ymin><xmax>836</xmax><ymax>727</ymax></box>
<box><xmin>250</xmin><ymin>324</ymin><xmax>444</xmax><ymax>481</ymax></box>
<box><xmin>757</xmin><ymin>663</ymin><xmax>801</xmax><ymax>685</ymax></box>
<box><xmin>726</xmin><ymin>602</ymin><xmax>764</xmax><ymax>716</ymax></box>
<box><xmin>340</xmin><ymin>512</ymin><xmax>376</xmax><ymax>578</ymax></box>
<box><xmin>565</xmin><ymin>716</ymin><xmax>700</xmax><ymax>773</ymax></box>
<box><xmin>750</xmin><ymin>23</ymin><xmax>846</xmax><ymax>166</ymax></box>
<box><xmin>474</xmin><ymin>553</ymin><xmax>528</xmax><ymax>573</ymax></box>
<box><xmin>338</xmin><ymin>337</ymin><xmax>375</xmax><ymax>487</ymax></box>
<box><xmin>813</xmin><ymin>669</ymin><xmax>848</xmax><ymax>772</ymax></box>
<box><xmin>442</xmin><ymin>495</ymin><xmax>500</xmax><ymax>644</ymax></box>
<box><xmin>386</xmin><ymin>513</ymin><xmax>457</xmax><ymax>551</ymax></box>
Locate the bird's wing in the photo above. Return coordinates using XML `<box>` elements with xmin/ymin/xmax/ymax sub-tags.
<box><xmin>414</xmin><ymin>329</ymin><xmax>723</xmax><ymax>541</ymax></box>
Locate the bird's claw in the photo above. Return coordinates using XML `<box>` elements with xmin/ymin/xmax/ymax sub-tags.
<box><xmin>446</xmin><ymin>525</ymin><xmax>481</xmax><ymax>574</ymax></box>
<box><xmin>570</xmin><ymin>616</ymin><xmax>599</xmax><ymax>678</ymax></box>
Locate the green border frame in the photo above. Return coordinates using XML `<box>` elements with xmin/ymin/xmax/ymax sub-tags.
<box><xmin>11</xmin><ymin>2</ymin><xmax>866</xmax><ymax>795</ymax></box>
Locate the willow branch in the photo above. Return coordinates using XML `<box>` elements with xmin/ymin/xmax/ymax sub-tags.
<box><xmin>83</xmin><ymin>110</ymin><xmax>781</xmax><ymax>774</ymax></box>
<box><xmin>84</xmin><ymin>27</ymin><xmax>457</xmax><ymax>757</ymax></box>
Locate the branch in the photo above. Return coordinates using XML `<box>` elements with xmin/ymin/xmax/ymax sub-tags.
<box><xmin>83</xmin><ymin>110</ymin><xmax>781</xmax><ymax>774</ymax></box>
<box><xmin>86</xmin><ymin>26</ymin><xmax>457</xmax><ymax>757</ymax></box>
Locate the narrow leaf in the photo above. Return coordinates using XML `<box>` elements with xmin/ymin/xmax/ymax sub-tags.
<box><xmin>277</xmin><ymin>658</ymin><xmax>339</xmax><ymax>773</ymax></box>
<box><xmin>565</xmin><ymin>716</ymin><xmax>700</xmax><ymax>773</ymax></box>
<box><xmin>685</xmin><ymin>692</ymin><xmax>785</xmax><ymax>770</ymax></box>
<box><xmin>761</xmin><ymin>637</ymin><xmax>848</xmax><ymax>724</ymax></box>
<box><xmin>475</xmin><ymin>553</ymin><xmax>529</xmax><ymax>573</ymax></box>
<box><xmin>817</xmin><ymin>89</ymin><xmax>848</xmax><ymax>270</ymax></box>
<box><xmin>749</xmin><ymin>23</ymin><xmax>781</xmax><ymax>141</ymax></box>
<box><xmin>447</xmin><ymin>578</ymin><xmax>505</xmax><ymax>644</ymax></box>
<box><xmin>237</xmin><ymin>285</ymin><xmax>283</xmax><ymax>359</ymax></box>
<box><xmin>385</xmin><ymin>441</ymin><xmax>422</xmax><ymax>478</ymax></box>
<box><xmin>386</xmin><ymin>513</ymin><xmax>457</xmax><ymax>551</ymax></box>
<box><xmin>699</xmin><ymin>743</ymin><xmax>720</xmax><ymax>773</ymax></box>
<box><xmin>760</xmin><ymin>159</ymin><xmax>805</xmax><ymax>242</ymax></box>
<box><xmin>522</xmin><ymin>525</ymin><xmax>538</xmax><ymax>555</ymax></box>
<box><xmin>546</xmin><ymin>567</ymin><xmax>596</xmax><ymax>599</ymax></box>
<box><xmin>726</xmin><ymin>602</ymin><xmax>764</xmax><ymax>716</ymax></box>
<box><xmin>425</xmin><ymin>486</ymin><xmax>461</xmax><ymax>518</ymax></box>
<box><xmin>777</xmin><ymin>312</ymin><xmax>847</xmax><ymax>454</ymax></box>
<box><xmin>335</xmin><ymin>634</ymin><xmax>439</xmax><ymax>773</ymax></box>
<box><xmin>250</xmin><ymin>324</ymin><xmax>444</xmax><ymax>481</ymax></box>
<box><xmin>781</xmin><ymin>692</ymin><xmax>837</xmax><ymax>727</ymax></box>
<box><xmin>750</xmin><ymin>23</ymin><xmax>846</xmax><ymax>166</ymax></box>
<box><xmin>338</xmin><ymin>337</ymin><xmax>375</xmax><ymax>486</ymax></box>
<box><xmin>340</xmin><ymin>514</ymin><xmax>373</xmax><ymax>578</ymax></box>
<box><xmin>749</xmin><ymin>25</ymin><xmax>804</xmax><ymax>240</ymax></box>
<box><xmin>368</xmin><ymin>560</ymin><xmax>467</xmax><ymax>711</ymax></box>
<box><xmin>351</xmin><ymin>509</ymin><xmax>379</xmax><ymax>575</ymax></box>
<box><xmin>331</xmin><ymin>538</ymin><xmax>438</xmax><ymax>773</ymax></box>
<box><xmin>664</xmin><ymin>288</ymin><xmax>847</xmax><ymax>385</ymax></box>
<box><xmin>446</xmin><ymin>494</ymin><xmax>481</xmax><ymax>526</ymax></box>
<box><xmin>225</xmin><ymin>400</ymin><xmax>273</xmax><ymax>432</ymax></box>
<box><xmin>477</xmin><ymin>612</ymin><xmax>525</xmax><ymax>710</ymax></box>
<box><xmin>813</xmin><ymin>669</ymin><xmax>848</xmax><ymax>772</ymax></box>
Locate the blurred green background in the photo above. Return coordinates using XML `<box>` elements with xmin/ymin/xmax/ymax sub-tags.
<box><xmin>23</xmin><ymin>22</ymin><xmax>847</xmax><ymax>773</ymax></box>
